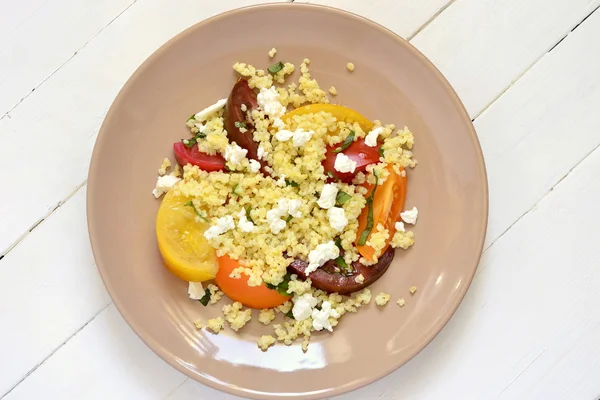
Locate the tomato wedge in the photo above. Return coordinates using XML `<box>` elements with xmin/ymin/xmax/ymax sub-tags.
<box><xmin>215</xmin><ymin>256</ymin><xmax>291</xmax><ymax>309</ymax></box>
<box><xmin>281</xmin><ymin>104</ymin><xmax>379</xmax><ymax>183</ymax></box>
<box><xmin>356</xmin><ymin>165</ymin><xmax>407</xmax><ymax>261</ymax></box>
<box><xmin>173</xmin><ymin>142</ymin><xmax>226</xmax><ymax>172</ymax></box>
<box><xmin>323</xmin><ymin>139</ymin><xmax>380</xmax><ymax>183</ymax></box>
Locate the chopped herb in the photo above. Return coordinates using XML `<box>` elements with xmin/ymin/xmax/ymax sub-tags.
<box><xmin>268</xmin><ymin>61</ymin><xmax>284</xmax><ymax>74</ymax></box>
<box><xmin>245</xmin><ymin>205</ymin><xmax>254</xmax><ymax>224</ymax></box>
<box><xmin>182</xmin><ymin>137</ymin><xmax>196</xmax><ymax>148</ymax></box>
<box><xmin>332</xmin><ymin>130</ymin><xmax>355</xmax><ymax>153</ymax></box>
<box><xmin>184</xmin><ymin>201</ymin><xmax>207</xmax><ymax>221</ymax></box>
<box><xmin>286</xmin><ymin>214</ymin><xmax>293</xmax><ymax>223</ymax></box>
<box><xmin>196</xmin><ymin>131</ymin><xmax>207</xmax><ymax>139</ymax></box>
<box><xmin>335</xmin><ymin>256</ymin><xmax>351</xmax><ymax>273</ymax></box>
<box><xmin>234</xmin><ymin>121</ymin><xmax>247</xmax><ymax>129</ymax></box>
<box><xmin>284</xmin><ymin>310</ymin><xmax>295</xmax><ymax>319</ymax></box>
<box><xmin>188</xmin><ymin>114</ymin><xmax>196</xmax><ymax>121</ymax></box>
<box><xmin>327</xmin><ymin>171</ymin><xmax>335</xmax><ymax>179</ymax></box>
<box><xmin>335</xmin><ymin>191</ymin><xmax>352</xmax><ymax>206</ymax></box>
<box><xmin>285</xmin><ymin>179</ymin><xmax>299</xmax><ymax>187</ymax></box>
<box><xmin>231</xmin><ymin>184</ymin><xmax>242</xmax><ymax>197</ymax></box>
<box><xmin>335</xmin><ymin>237</ymin><xmax>343</xmax><ymax>249</ymax></box>
<box><xmin>379</xmin><ymin>147</ymin><xmax>385</xmax><ymax>157</ymax></box>
<box><xmin>265</xmin><ymin>273</ymin><xmax>292</xmax><ymax>296</ymax></box>
<box><xmin>198</xmin><ymin>288</ymin><xmax>211</xmax><ymax>306</ymax></box>
<box><xmin>357</xmin><ymin>172</ymin><xmax>378</xmax><ymax>245</ymax></box>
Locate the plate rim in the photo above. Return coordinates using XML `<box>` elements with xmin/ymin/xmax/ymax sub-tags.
<box><xmin>87</xmin><ymin>2</ymin><xmax>489</xmax><ymax>399</ymax></box>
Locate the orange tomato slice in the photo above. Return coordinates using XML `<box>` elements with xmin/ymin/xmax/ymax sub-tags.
<box><xmin>282</xmin><ymin>104</ymin><xmax>374</xmax><ymax>133</ymax></box>
<box><xmin>215</xmin><ymin>256</ymin><xmax>291</xmax><ymax>309</ymax></box>
<box><xmin>356</xmin><ymin>165</ymin><xmax>407</xmax><ymax>261</ymax></box>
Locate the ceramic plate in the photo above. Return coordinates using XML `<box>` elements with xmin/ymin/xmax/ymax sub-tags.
<box><xmin>87</xmin><ymin>3</ymin><xmax>488</xmax><ymax>399</ymax></box>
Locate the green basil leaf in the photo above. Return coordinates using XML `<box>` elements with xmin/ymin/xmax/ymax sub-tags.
<box><xmin>335</xmin><ymin>256</ymin><xmax>351</xmax><ymax>272</ymax></box>
<box><xmin>245</xmin><ymin>205</ymin><xmax>254</xmax><ymax>224</ymax></box>
<box><xmin>184</xmin><ymin>201</ymin><xmax>207</xmax><ymax>221</ymax></box>
<box><xmin>335</xmin><ymin>191</ymin><xmax>352</xmax><ymax>206</ymax></box>
<box><xmin>234</xmin><ymin>121</ymin><xmax>247</xmax><ymax>129</ymax></box>
<box><xmin>265</xmin><ymin>273</ymin><xmax>292</xmax><ymax>296</ymax></box>
<box><xmin>182</xmin><ymin>138</ymin><xmax>196</xmax><ymax>149</ymax></box>
<box><xmin>332</xmin><ymin>131</ymin><xmax>355</xmax><ymax>153</ymax></box>
<box><xmin>188</xmin><ymin>114</ymin><xmax>196</xmax><ymax>121</ymax></box>
<box><xmin>284</xmin><ymin>310</ymin><xmax>295</xmax><ymax>319</ymax></box>
<box><xmin>357</xmin><ymin>171</ymin><xmax>378</xmax><ymax>245</ymax></box>
<box><xmin>198</xmin><ymin>288</ymin><xmax>211</xmax><ymax>306</ymax></box>
<box><xmin>268</xmin><ymin>61</ymin><xmax>284</xmax><ymax>74</ymax></box>
<box><xmin>286</xmin><ymin>214</ymin><xmax>293</xmax><ymax>223</ymax></box>
<box><xmin>379</xmin><ymin>147</ymin><xmax>385</xmax><ymax>157</ymax></box>
<box><xmin>334</xmin><ymin>237</ymin><xmax>343</xmax><ymax>249</ymax></box>
<box><xmin>285</xmin><ymin>180</ymin><xmax>299</xmax><ymax>187</ymax></box>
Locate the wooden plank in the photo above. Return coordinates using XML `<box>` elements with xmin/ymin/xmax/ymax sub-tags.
<box><xmin>0</xmin><ymin>189</ymin><xmax>111</xmax><ymax>396</ymax></box>
<box><xmin>0</xmin><ymin>0</ymin><xmax>288</xmax><ymax>256</ymax></box>
<box><xmin>3</xmin><ymin>305</ymin><xmax>187</xmax><ymax>400</ymax></box>
<box><xmin>410</xmin><ymin>0</ymin><xmax>600</xmax><ymax>117</ymax></box>
<box><xmin>0</xmin><ymin>0</ymin><xmax>135</xmax><ymax>116</ymax></box>
<box><xmin>293</xmin><ymin>0</ymin><xmax>452</xmax><ymax>39</ymax></box>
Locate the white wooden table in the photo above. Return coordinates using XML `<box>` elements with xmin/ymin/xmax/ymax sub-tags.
<box><xmin>1</xmin><ymin>0</ymin><xmax>600</xmax><ymax>399</ymax></box>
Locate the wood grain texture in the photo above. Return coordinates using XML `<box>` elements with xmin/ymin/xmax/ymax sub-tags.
<box><xmin>410</xmin><ymin>0</ymin><xmax>600</xmax><ymax>117</ymax></box>
<box><xmin>0</xmin><ymin>0</ymin><xmax>135</xmax><ymax>117</ymax></box>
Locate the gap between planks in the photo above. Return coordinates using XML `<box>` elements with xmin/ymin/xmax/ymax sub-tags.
<box><xmin>472</xmin><ymin>3</ymin><xmax>600</xmax><ymax>121</ymax></box>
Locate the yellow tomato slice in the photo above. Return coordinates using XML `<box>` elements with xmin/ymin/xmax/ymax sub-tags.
<box><xmin>282</xmin><ymin>104</ymin><xmax>374</xmax><ymax>133</ymax></box>
<box><xmin>156</xmin><ymin>190</ymin><xmax>219</xmax><ymax>282</ymax></box>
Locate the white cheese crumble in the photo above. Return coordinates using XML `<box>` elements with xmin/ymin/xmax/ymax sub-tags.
<box><xmin>292</xmin><ymin>129</ymin><xmax>314</xmax><ymax>147</ymax></box>
<box><xmin>194</xmin><ymin>98</ymin><xmax>227</xmax><ymax>122</ymax></box>
<box><xmin>292</xmin><ymin>293</ymin><xmax>318</xmax><ymax>321</ymax></box>
<box><xmin>204</xmin><ymin>216</ymin><xmax>235</xmax><ymax>240</ymax></box>
<box><xmin>306</xmin><ymin>241</ymin><xmax>340</xmax><ymax>274</ymax></box>
<box><xmin>257</xmin><ymin>145</ymin><xmax>268</xmax><ymax>160</ymax></box>
<box><xmin>334</xmin><ymin>153</ymin><xmax>357</xmax><ymax>173</ymax></box>
<box><xmin>400</xmin><ymin>207</ymin><xmax>419</xmax><ymax>225</ymax></box>
<box><xmin>287</xmin><ymin>199</ymin><xmax>303</xmax><ymax>218</ymax></box>
<box><xmin>257</xmin><ymin>86</ymin><xmax>286</xmax><ymax>119</ymax></box>
<box><xmin>395</xmin><ymin>221</ymin><xmax>406</xmax><ymax>232</ymax></box>
<box><xmin>188</xmin><ymin>282</ymin><xmax>205</xmax><ymax>300</ymax></box>
<box><xmin>275</xmin><ymin>129</ymin><xmax>294</xmax><ymax>142</ymax></box>
<box><xmin>317</xmin><ymin>183</ymin><xmax>338</xmax><ymax>209</ymax></box>
<box><xmin>248</xmin><ymin>159</ymin><xmax>261</xmax><ymax>173</ymax></box>
<box><xmin>327</xmin><ymin>207</ymin><xmax>348</xmax><ymax>232</ymax></box>
<box><xmin>365</xmin><ymin>126</ymin><xmax>384</xmax><ymax>147</ymax></box>
<box><xmin>224</xmin><ymin>143</ymin><xmax>248</xmax><ymax>165</ymax></box>
<box><xmin>152</xmin><ymin>175</ymin><xmax>180</xmax><ymax>198</ymax></box>
<box><xmin>312</xmin><ymin>301</ymin><xmax>340</xmax><ymax>332</ymax></box>
<box><xmin>266</xmin><ymin>208</ymin><xmax>287</xmax><ymax>234</ymax></box>
<box><xmin>276</xmin><ymin>174</ymin><xmax>287</xmax><ymax>187</ymax></box>
<box><xmin>354</xmin><ymin>274</ymin><xmax>365</xmax><ymax>284</ymax></box>
<box><xmin>237</xmin><ymin>209</ymin><xmax>255</xmax><ymax>233</ymax></box>
<box><xmin>275</xmin><ymin>128</ymin><xmax>314</xmax><ymax>147</ymax></box>
<box><xmin>272</xmin><ymin>117</ymin><xmax>285</xmax><ymax>129</ymax></box>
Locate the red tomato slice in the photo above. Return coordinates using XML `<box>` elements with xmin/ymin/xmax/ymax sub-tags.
<box><xmin>173</xmin><ymin>142</ymin><xmax>226</xmax><ymax>172</ymax></box>
<box><xmin>322</xmin><ymin>138</ymin><xmax>380</xmax><ymax>183</ymax></box>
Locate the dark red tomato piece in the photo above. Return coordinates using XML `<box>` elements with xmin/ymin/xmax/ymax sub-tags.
<box><xmin>322</xmin><ymin>138</ymin><xmax>380</xmax><ymax>183</ymax></box>
<box><xmin>173</xmin><ymin>142</ymin><xmax>226</xmax><ymax>172</ymax></box>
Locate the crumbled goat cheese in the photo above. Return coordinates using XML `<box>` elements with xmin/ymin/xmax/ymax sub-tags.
<box><xmin>249</xmin><ymin>159</ymin><xmax>261</xmax><ymax>173</ymax></box>
<box><xmin>204</xmin><ymin>216</ymin><xmax>235</xmax><ymax>240</ymax></box>
<box><xmin>400</xmin><ymin>207</ymin><xmax>419</xmax><ymax>225</ymax></box>
<box><xmin>152</xmin><ymin>175</ymin><xmax>180</xmax><ymax>198</ymax></box>
<box><xmin>395</xmin><ymin>221</ymin><xmax>406</xmax><ymax>232</ymax></box>
<box><xmin>365</xmin><ymin>126</ymin><xmax>384</xmax><ymax>147</ymax></box>
<box><xmin>292</xmin><ymin>293</ymin><xmax>318</xmax><ymax>321</ymax></box>
<box><xmin>312</xmin><ymin>301</ymin><xmax>340</xmax><ymax>332</ymax></box>
<box><xmin>194</xmin><ymin>98</ymin><xmax>227</xmax><ymax>121</ymax></box>
<box><xmin>272</xmin><ymin>118</ymin><xmax>285</xmax><ymax>129</ymax></box>
<box><xmin>275</xmin><ymin>128</ymin><xmax>314</xmax><ymax>147</ymax></box>
<box><xmin>317</xmin><ymin>183</ymin><xmax>338</xmax><ymax>209</ymax></box>
<box><xmin>257</xmin><ymin>86</ymin><xmax>286</xmax><ymax>118</ymax></box>
<box><xmin>257</xmin><ymin>145</ymin><xmax>268</xmax><ymax>160</ymax></box>
<box><xmin>306</xmin><ymin>241</ymin><xmax>340</xmax><ymax>274</ymax></box>
<box><xmin>334</xmin><ymin>153</ymin><xmax>357</xmax><ymax>173</ymax></box>
<box><xmin>327</xmin><ymin>207</ymin><xmax>348</xmax><ymax>232</ymax></box>
<box><xmin>187</xmin><ymin>282</ymin><xmax>205</xmax><ymax>300</ymax></box>
<box><xmin>224</xmin><ymin>143</ymin><xmax>248</xmax><ymax>165</ymax></box>
<box><xmin>237</xmin><ymin>209</ymin><xmax>255</xmax><ymax>233</ymax></box>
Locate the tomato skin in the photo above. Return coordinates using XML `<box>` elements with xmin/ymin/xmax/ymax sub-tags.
<box><xmin>322</xmin><ymin>139</ymin><xmax>381</xmax><ymax>183</ymax></box>
<box><xmin>214</xmin><ymin>256</ymin><xmax>291</xmax><ymax>309</ymax></box>
<box><xmin>173</xmin><ymin>142</ymin><xmax>226</xmax><ymax>172</ymax></box>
